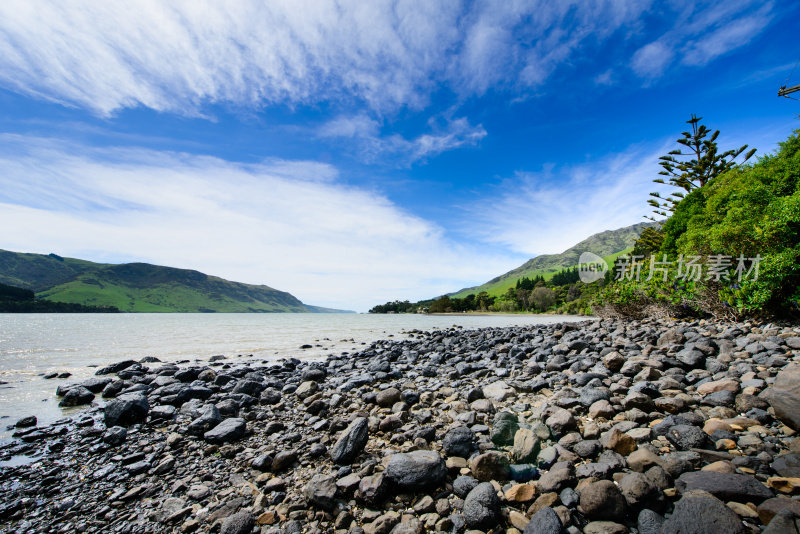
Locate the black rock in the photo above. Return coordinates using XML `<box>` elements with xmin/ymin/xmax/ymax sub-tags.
<box><xmin>203</xmin><ymin>418</ymin><xmax>246</xmax><ymax>444</ymax></box>
<box><xmin>15</xmin><ymin>416</ymin><xmax>36</xmax><ymax>428</ymax></box>
<box><xmin>453</xmin><ymin>475</ymin><xmax>479</xmax><ymax>498</ymax></box>
<box><xmin>443</xmin><ymin>426</ymin><xmax>475</xmax><ymax>458</ymax></box>
<box><xmin>637</xmin><ymin>509</ymin><xmax>665</xmax><ymax>534</ymax></box>
<box><xmin>102</xmin><ymin>380</ymin><xmax>124</xmax><ymax>398</ymax></box>
<box><xmin>665</xmin><ymin>424</ymin><xmax>708</xmax><ymax>450</ymax></box>
<box><xmin>58</xmin><ymin>386</ymin><xmax>95</xmax><ymax>407</ymax></box>
<box><xmin>173</xmin><ymin>385</ymin><xmax>213</xmax><ymax>405</ymax></box>
<box><xmin>413</xmin><ymin>426</ymin><xmax>436</xmax><ymax>443</ymax></box>
<box><xmin>675</xmin><ymin>471</ymin><xmax>774</xmax><ymax>503</ymax></box>
<box><xmin>104</xmin><ymin>392</ymin><xmax>149</xmax><ymax>427</ymax></box>
<box><xmin>661</xmin><ymin>491</ymin><xmax>745</xmax><ymax>534</ymax></box>
<box><xmin>384</xmin><ymin>450</ymin><xmax>447</xmax><ymax>491</ymax></box>
<box><xmin>771</xmin><ymin>453</ymin><xmax>800</xmax><ymax>478</ymax></box>
<box><xmin>259</xmin><ymin>388</ymin><xmax>281</xmax><ymax>405</ymax></box>
<box><xmin>95</xmin><ymin>360</ymin><xmax>137</xmax><ymax>375</ymax></box>
<box><xmin>463</xmin><ymin>482</ymin><xmax>501</xmax><ymax>530</ymax></box>
<box><xmin>252</xmin><ymin>453</ymin><xmax>273</xmax><ymax>471</ymax></box>
<box><xmin>103</xmin><ymin>426</ymin><xmax>127</xmax><ymax>446</ymax></box>
<box><xmin>187</xmin><ymin>404</ymin><xmax>222</xmax><ymax>436</ymax></box>
<box><xmin>232</xmin><ymin>379</ymin><xmax>264</xmax><ymax>396</ymax></box>
<box><xmin>523</xmin><ymin>506</ymin><xmax>563</xmax><ymax>534</ymax></box>
<box><xmin>330</xmin><ymin>417</ymin><xmax>369</xmax><ymax>464</ymax></box>
<box><xmin>79</xmin><ymin>377</ymin><xmax>113</xmax><ymax>393</ymax></box>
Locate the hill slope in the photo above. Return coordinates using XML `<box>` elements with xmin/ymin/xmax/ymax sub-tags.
<box><xmin>451</xmin><ymin>222</ymin><xmax>657</xmax><ymax>298</ymax></box>
<box><xmin>0</xmin><ymin>249</ymin><xmax>350</xmax><ymax>313</ymax></box>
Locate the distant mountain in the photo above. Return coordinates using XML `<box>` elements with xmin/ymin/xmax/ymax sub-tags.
<box><xmin>451</xmin><ymin>221</ymin><xmax>658</xmax><ymax>298</ymax></box>
<box><xmin>0</xmin><ymin>249</ymin><xmax>352</xmax><ymax>313</ymax></box>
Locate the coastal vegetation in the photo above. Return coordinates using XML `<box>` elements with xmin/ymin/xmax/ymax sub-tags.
<box><xmin>595</xmin><ymin>120</ymin><xmax>800</xmax><ymax>320</ymax></box>
<box><xmin>0</xmin><ymin>282</ymin><xmax>118</xmax><ymax>312</ymax></box>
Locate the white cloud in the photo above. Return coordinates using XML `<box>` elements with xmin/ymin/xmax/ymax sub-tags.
<box><xmin>317</xmin><ymin>115</ymin><xmax>487</xmax><ymax>165</ymax></box>
<box><xmin>631</xmin><ymin>41</ymin><xmax>674</xmax><ymax>78</ymax></box>
<box><xmin>463</xmin><ymin>143</ymin><xmax>672</xmax><ymax>256</ymax></box>
<box><xmin>0</xmin><ymin>135</ymin><xmax>518</xmax><ymax>311</ymax></box>
<box><xmin>630</xmin><ymin>1</ymin><xmax>773</xmax><ymax>80</ymax></box>
<box><xmin>0</xmin><ymin>1</ymin><xmax>663</xmax><ymax>116</ymax></box>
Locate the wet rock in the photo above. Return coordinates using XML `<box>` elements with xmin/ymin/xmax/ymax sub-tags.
<box><xmin>462</xmin><ymin>482</ymin><xmax>501</xmax><ymax>530</ymax></box>
<box><xmin>58</xmin><ymin>386</ymin><xmax>95</xmax><ymax>407</ymax></box>
<box><xmin>15</xmin><ymin>416</ymin><xmax>36</xmax><ymax>428</ymax></box>
<box><xmin>330</xmin><ymin>417</ymin><xmax>369</xmax><ymax>464</ymax></box>
<box><xmin>384</xmin><ymin>450</ymin><xmax>447</xmax><ymax>491</ymax></box>
<box><xmin>103</xmin><ymin>426</ymin><xmax>127</xmax><ymax>446</ymax></box>
<box><xmin>104</xmin><ymin>392</ymin><xmax>149</xmax><ymax>426</ymax></box>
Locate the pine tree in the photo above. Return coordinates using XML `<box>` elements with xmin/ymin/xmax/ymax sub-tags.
<box><xmin>647</xmin><ymin>114</ymin><xmax>755</xmax><ymax>220</ymax></box>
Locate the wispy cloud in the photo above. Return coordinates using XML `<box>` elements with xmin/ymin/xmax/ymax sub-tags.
<box><xmin>463</xmin><ymin>143</ymin><xmax>672</xmax><ymax>256</ymax></box>
<box><xmin>0</xmin><ymin>1</ymin><xmax>682</xmax><ymax>117</ymax></box>
<box><xmin>630</xmin><ymin>1</ymin><xmax>773</xmax><ymax>80</ymax></box>
<box><xmin>318</xmin><ymin>115</ymin><xmax>486</xmax><ymax>165</ymax></box>
<box><xmin>0</xmin><ymin>134</ymin><xmax>517</xmax><ymax>310</ymax></box>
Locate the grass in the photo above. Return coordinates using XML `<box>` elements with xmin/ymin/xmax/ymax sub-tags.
<box><xmin>450</xmin><ymin>248</ymin><xmax>632</xmax><ymax>299</ymax></box>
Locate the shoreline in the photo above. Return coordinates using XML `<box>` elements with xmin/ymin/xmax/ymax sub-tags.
<box><xmin>1</xmin><ymin>317</ymin><xmax>799</xmax><ymax>533</ymax></box>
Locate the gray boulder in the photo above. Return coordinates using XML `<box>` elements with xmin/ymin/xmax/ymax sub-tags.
<box><xmin>220</xmin><ymin>511</ymin><xmax>255</xmax><ymax>534</ymax></box>
<box><xmin>203</xmin><ymin>418</ymin><xmax>246</xmax><ymax>444</ymax></box>
<box><xmin>463</xmin><ymin>482</ymin><xmax>501</xmax><ymax>530</ymax></box>
<box><xmin>661</xmin><ymin>490</ymin><xmax>745</xmax><ymax>534</ymax></box>
<box><xmin>764</xmin><ymin>363</ymin><xmax>800</xmax><ymax>430</ymax></box>
<box><xmin>384</xmin><ymin>450</ymin><xmax>447</xmax><ymax>491</ymax></box>
<box><xmin>523</xmin><ymin>506</ymin><xmax>563</xmax><ymax>534</ymax></box>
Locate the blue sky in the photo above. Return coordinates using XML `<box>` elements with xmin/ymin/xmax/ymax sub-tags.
<box><xmin>0</xmin><ymin>1</ymin><xmax>798</xmax><ymax>311</ymax></box>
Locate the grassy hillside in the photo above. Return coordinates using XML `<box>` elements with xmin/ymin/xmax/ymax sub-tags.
<box><xmin>0</xmin><ymin>250</ymin><xmax>350</xmax><ymax>313</ymax></box>
<box><xmin>450</xmin><ymin>221</ymin><xmax>655</xmax><ymax>298</ymax></box>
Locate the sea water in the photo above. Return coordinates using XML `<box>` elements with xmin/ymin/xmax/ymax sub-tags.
<box><xmin>0</xmin><ymin>313</ymin><xmax>590</xmax><ymax>438</ymax></box>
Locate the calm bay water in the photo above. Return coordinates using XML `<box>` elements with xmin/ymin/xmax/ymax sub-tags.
<box><xmin>0</xmin><ymin>313</ymin><xmax>589</xmax><ymax>438</ymax></box>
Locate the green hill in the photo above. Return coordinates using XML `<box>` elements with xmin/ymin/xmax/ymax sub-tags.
<box><xmin>450</xmin><ymin>222</ymin><xmax>657</xmax><ymax>298</ymax></box>
<box><xmin>0</xmin><ymin>249</ymin><xmax>351</xmax><ymax>313</ymax></box>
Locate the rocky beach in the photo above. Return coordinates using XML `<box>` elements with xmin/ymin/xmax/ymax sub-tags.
<box><xmin>2</xmin><ymin>317</ymin><xmax>800</xmax><ymax>534</ymax></box>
